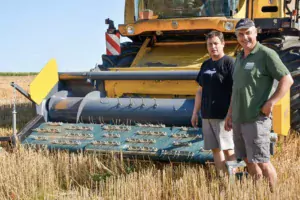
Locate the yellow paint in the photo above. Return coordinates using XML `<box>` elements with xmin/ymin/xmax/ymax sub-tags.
<box><xmin>233</xmin><ymin>0</ymin><xmax>247</xmax><ymax>18</ymax></box>
<box><xmin>119</xmin><ymin>18</ymin><xmax>240</xmax><ymax>36</ymax></box>
<box><xmin>248</xmin><ymin>0</ymin><xmax>253</xmax><ymax>19</ymax></box>
<box><xmin>30</xmin><ymin>59</ymin><xmax>58</xmax><ymax>105</ymax></box>
<box><xmin>123</xmin><ymin>0</ymin><xmax>285</xmax><ymax>33</ymax></box>
<box><xmin>105</xmin><ymin>80</ymin><xmax>198</xmax><ymax>97</ymax></box>
<box><xmin>273</xmin><ymin>91</ymin><xmax>290</xmax><ymax>136</ymax></box>
<box><xmin>105</xmin><ymin>42</ymin><xmax>238</xmax><ymax>97</ymax></box>
<box><xmin>109</xmin><ymin>66</ymin><xmax>202</xmax><ymax>71</ymax></box>
<box><xmin>155</xmin><ymin>41</ymin><xmax>238</xmax><ymax>46</ymax></box>
<box><xmin>130</xmin><ymin>38</ymin><xmax>151</xmax><ymax>67</ymax></box>
<box><xmin>253</xmin><ymin>0</ymin><xmax>283</xmax><ymax>19</ymax></box>
<box><xmin>123</xmin><ymin>0</ymin><xmax>247</xmax><ymax>32</ymax></box>
<box><xmin>113</xmin><ymin>42</ymin><xmax>237</xmax><ymax>68</ymax></box>
<box><xmin>124</xmin><ymin>0</ymin><xmax>135</xmax><ymax>24</ymax></box>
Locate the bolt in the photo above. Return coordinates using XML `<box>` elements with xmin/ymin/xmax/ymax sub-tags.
<box><xmin>117</xmin><ymin>97</ymin><xmax>121</xmax><ymax>107</ymax></box>
<box><xmin>153</xmin><ymin>98</ymin><xmax>158</xmax><ymax>108</ymax></box>
<box><xmin>129</xmin><ymin>97</ymin><xmax>133</xmax><ymax>108</ymax></box>
<box><xmin>141</xmin><ymin>97</ymin><xmax>146</xmax><ymax>108</ymax></box>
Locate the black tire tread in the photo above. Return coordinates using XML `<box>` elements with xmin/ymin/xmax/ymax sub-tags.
<box><xmin>262</xmin><ymin>36</ymin><xmax>300</xmax><ymax>131</ymax></box>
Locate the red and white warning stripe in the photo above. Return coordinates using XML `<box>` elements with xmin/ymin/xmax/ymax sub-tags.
<box><xmin>105</xmin><ymin>32</ymin><xmax>121</xmax><ymax>55</ymax></box>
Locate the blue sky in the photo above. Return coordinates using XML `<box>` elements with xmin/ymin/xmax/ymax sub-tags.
<box><xmin>0</xmin><ymin>0</ymin><xmax>129</xmax><ymax>72</ymax></box>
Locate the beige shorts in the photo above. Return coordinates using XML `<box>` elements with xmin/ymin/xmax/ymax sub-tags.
<box><xmin>202</xmin><ymin>119</ymin><xmax>234</xmax><ymax>150</ymax></box>
<box><xmin>232</xmin><ymin>114</ymin><xmax>272</xmax><ymax>163</ymax></box>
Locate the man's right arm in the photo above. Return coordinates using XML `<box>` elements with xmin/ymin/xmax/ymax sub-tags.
<box><xmin>191</xmin><ymin>86</ymin><xmax>202</xmax><ymax>128</ymax></box>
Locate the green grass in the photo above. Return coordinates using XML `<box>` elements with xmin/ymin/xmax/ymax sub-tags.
<box><xmin>0</xmin><ymin>72</ymin><xmax>37</xmax><ymax>76</ymax></box>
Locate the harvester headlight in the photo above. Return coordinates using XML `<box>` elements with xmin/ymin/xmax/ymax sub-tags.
<box><xmin>224</xmin><ymin>22</ymin><xmax>234</xmax><ymax>31</ymax></box>
<box><xmin>126</xmin><ymin>26</ymin><xmax>135</xmax><ymax>35</ymax></box>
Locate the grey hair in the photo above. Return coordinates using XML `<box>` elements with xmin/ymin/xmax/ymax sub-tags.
<box><xmin>235</xmin><ymin>26</ymin><xmax>257</xmax><ymax>36</ymax></box>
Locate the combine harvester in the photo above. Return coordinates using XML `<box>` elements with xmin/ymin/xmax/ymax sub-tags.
<box><xmin>5</xmin><ymin>0</ymin><xmax>300</xmax><ymax>165</ymax></box>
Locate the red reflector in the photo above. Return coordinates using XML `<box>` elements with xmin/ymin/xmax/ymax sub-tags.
<box><xmin>281</xmin><ymin>22</ymin><xmax>290</xmax><ymax>28</ymax></box>
<box><xmin>292</xmin><ymin>10</ymin><xmax>297</xmax><ymax>16</ymax></box>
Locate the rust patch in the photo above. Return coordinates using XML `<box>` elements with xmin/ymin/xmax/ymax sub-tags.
<box><xmin>55</xmin><ymin>100</ymin><xmax>69</xmax><ymax>110</ymax></box>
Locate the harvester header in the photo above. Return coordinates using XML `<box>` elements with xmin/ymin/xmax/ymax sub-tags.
<box><xmin>5</xmin><ymin>0</ymin><xmax>299</xmax><ymax>165</ymax></box>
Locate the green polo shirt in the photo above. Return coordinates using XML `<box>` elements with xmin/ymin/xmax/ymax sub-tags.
<box><xmin>232</xmin><ymin>42</ymin><xmax>290</xmax><ymax>123</ymax></box>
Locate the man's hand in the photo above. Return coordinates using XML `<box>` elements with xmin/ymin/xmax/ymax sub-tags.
<box><xmin>224</xmin><ymin>114</ymin><xmax>232</xmax><ymax>131</ymax></box>
<box><xmin>191</xmin><ymin>113</ymin><xmax>199</xmax><ymax>128</ymax></box>
<box><xmin>261</xmin><ymin>100</ymin><xmax>275</xmax><ymax>117</ymax></box>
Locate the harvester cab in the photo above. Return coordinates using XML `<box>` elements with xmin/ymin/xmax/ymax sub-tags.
<box><xmin>6</xmin><ymin>0</ymin><xmax>300</xmax><ymax>166</ymax></box>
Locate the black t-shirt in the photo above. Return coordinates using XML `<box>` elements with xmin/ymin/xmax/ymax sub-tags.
<box><xmin>196</xmin><ymin>55</ymin><xmax>234</xmax><ymax>119</ymax></box>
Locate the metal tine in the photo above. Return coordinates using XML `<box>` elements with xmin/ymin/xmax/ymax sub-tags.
<box><xmin>99</xmin><ymin>116</ymin><xmax>103</xmax><ymax>125</ymax></box>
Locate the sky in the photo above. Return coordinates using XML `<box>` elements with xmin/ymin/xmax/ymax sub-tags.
<box><xmin>0</xmin><ymin>0</ymin><xmax>130</xmax><ymax>72</ymax></box>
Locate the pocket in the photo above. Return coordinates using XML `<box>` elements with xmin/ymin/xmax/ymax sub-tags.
<box><xmin>253</xmin><ymin>137</ymin><xmax>270</xmax><ymax>160</ymax></box>
<box><xmin>257</xmin><ymin>114</ymin><xmax>272</xmax><ymax>133</ymax></box>
<box><xmin>245</xmin><ymin>66</ymin><xmax>262</xmax><ymax>78</ymax></box>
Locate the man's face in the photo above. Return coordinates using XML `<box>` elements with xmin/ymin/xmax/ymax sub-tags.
<box><xmin>236</xmin><ymin>26</ymin><xmax>257</xmax><ymax>51</ymax></box>
<box><xmin>207</xmin><ymin>36</ymin><xmax>225</xmax><ymax>58</ymax></box>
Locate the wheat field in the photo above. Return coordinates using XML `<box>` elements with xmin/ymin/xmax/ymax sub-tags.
<box><xmin>0</xmin><ymin>76</ymin><xmax>299</xmax><ymax>200</ymax></box>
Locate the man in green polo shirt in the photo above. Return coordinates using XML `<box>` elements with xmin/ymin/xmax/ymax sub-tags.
<box><xmin>224</xmin><ymin>18</ymin><xmax>294</xmax><ymax>190</ymax></box>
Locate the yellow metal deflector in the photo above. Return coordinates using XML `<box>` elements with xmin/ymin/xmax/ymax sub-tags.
<box><xmin>273</xmin><ymin>91</ymin><xmax>291</xmax><ymax>136</ymax></box>
<box><xmin>29</xmin><ymin>59</ymin><xmax>59</xmax><ymax>105</ymax></box>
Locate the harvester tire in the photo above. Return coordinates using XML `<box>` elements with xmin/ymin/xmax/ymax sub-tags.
<box><xmin>100</xmin><ymin>42</ymin><xmax>141</xmax><ymax>70</ymax></box>
<box><xmin>262</xmin><ymin>36</ymin><xmax>300</xmax><ymax>132</ymax></box>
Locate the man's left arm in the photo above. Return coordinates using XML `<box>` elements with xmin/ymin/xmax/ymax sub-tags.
<box><xmin>261</xmin><ymin>52</ymin><xmax>294</xmax><ymax>116</ymax></box>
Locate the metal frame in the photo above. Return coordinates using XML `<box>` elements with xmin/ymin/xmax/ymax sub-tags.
<box><xmin>130</xmin><ymin>37</ymin><xmax>151</xmax><ymax>67</ymax></box>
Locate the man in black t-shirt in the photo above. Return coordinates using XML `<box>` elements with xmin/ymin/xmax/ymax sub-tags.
<box><xmin>191</xmin><ymin>30</ymin><xmax>235</xmax><ymax>175</ymax></box>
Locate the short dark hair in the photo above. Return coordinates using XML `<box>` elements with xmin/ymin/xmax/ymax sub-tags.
<box><xmin>205</xmin><ymin>31</ymin><xmax>224</xmax><ymax>42</ymax></box>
